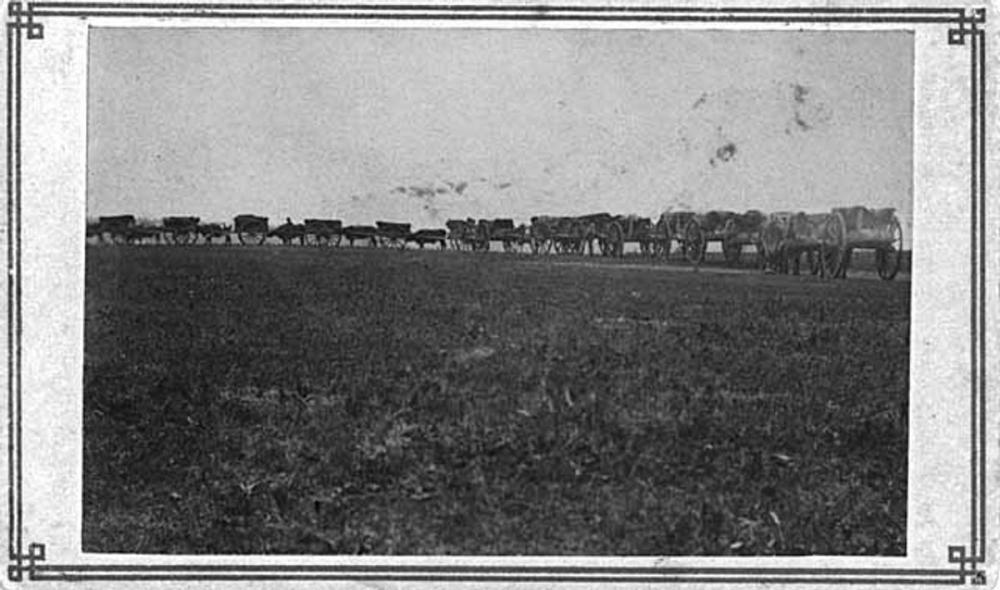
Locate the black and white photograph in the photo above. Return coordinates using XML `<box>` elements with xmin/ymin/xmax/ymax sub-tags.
<box><xmin>3</xmin><ymin>1</ymin><xmax>995</xmax><ymax>586</ymax></box>
<box><xmin>82</xmin><ymin>26</ymin><xmax>911</xmax><ymax>556</ymax></box>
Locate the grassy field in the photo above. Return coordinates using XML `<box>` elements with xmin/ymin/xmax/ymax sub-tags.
<box><xmin>83</xmin><ymin>246</ymin><xmax>909</xmax><ymax>555</ymax></box>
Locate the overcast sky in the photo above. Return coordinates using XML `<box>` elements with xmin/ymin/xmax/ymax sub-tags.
<box><xmin>88</xmin><ymin>28</ymin><xmax>913</xmax><ymax>238</ymax></box>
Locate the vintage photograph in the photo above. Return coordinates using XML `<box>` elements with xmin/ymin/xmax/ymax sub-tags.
<box><xmin>83</xmin><ymin>27</ymin><xmax>911</xmax><ymax>556</ymax></box>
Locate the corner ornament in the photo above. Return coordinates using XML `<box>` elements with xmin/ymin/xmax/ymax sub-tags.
<box><xmin>948</xmin><ymin>7</ymin><xmax>985</xmax><ymax>45</ymax></box>
<box><xmin>949</xmin><ymin>545</ymin><xmax>987</xmax><ymax>585</ymax></box>
<box><xmin>7</xmin><ymin>2</ymin><xmax>43</xmax><ymax>40</ymax></box>
<box><xmin>7</xmin><ymin>542</ymin><xmax>45</xmax><ymax>582</ymax></box>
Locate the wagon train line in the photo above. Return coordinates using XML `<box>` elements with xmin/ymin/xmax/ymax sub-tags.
<box><xmin>85</xmin><ymin>206</ymin><xmax>906</xmax><ymax>280</ymax></box>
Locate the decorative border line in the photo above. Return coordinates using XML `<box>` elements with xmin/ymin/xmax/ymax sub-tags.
<box><xmin>3</xmin><ymin>2</ymin><xmax>988</xmax><ymax>585</ymax></box>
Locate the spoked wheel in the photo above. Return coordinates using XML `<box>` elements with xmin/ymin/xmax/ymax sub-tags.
<box><xmin>502</xmin><ymin>240</ymin><xmax>516</xmax><ymax>253</ymax></box>
<box><xmin>722</xmin><ymin>239</ymin><xmax>742</xmax><ymax>265</ymax></box>
<box><xmin>238</xmin><ymin>227</ymin><xmax>267</xmax><ymax>245</ymax></box>
<box><xmin>684</xmin><ymin>221</ymin><xmax>705</xmax><ymax>264</ymax></box>
<box><xmin>876</xmin><ymin>217</ymin><xmax>903</xmax><ymax>281</ymax></box>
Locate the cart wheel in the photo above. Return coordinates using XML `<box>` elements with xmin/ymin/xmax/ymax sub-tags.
<box><xmin>722</xmin><ymin>239</ymin><xmax>742</xmax><ymax>265</ymax></box>
<box><xmin>684</xmin><ymin>220</ymin><xmax>705</xmax><ymax>264</ymax></box>
<box><xmin>502</xmin><ymin>240</ymin><xmax>515</xmax><ymax>253</ymax></box>
<box><xmin>109</xmin><ymin>231</ymin><xmax>128</xmax><ymax>245</ymax></box>
<box><xmin>876</xmin><ymin>216</ymin><xmax>903</xmax><ymax>280</ymax></box>
<box><xmin>238</xmin><ymin>228</ymin><xmax>267</xmax><ymax>245</ymax></box>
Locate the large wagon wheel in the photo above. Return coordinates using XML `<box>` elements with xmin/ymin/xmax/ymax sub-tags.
<box><xmin>821</xmin><ymin>212</ymin><xmax>847</xmax><ymax>279</ymax></box>
<box><xmin>722</xmin><ymin>239</ymin><xmax>742</xmax><ymax>265</ymax></box>
<box><xmin>502</xmin><ymin>239</ymin><xmax>516</xmax><ymax>253</ymax></box>
<box><xmin>304</xmin><ymin>232</ymin><xmax>326</xmax><ymax>246</ymax></box>
<box><xmin>683</xmin><ymin>220</ymin><xmax>705</xmax><ymax>264</ymax></box>
<box><xmin>238</xmin><ymin>225</ymin><xmax>267</xmax><ymax>245</ymax></box>
<box><xmin>876</xmin><ymin>216</ymin><xmax>903</xmax><ymax>281</ymax></box>
<box><xmin>109</xmin><ymin>230</ymin><xmax>129</xmax><ymax>245</ymax></box>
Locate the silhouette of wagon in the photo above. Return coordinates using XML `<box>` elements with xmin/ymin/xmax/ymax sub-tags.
<box><xmin>95</xmin><ymin>215</ymin><xmax>137</xmax><ymax>244</ymax></box>
<box><xmin>376</xmin><ymin>221</ymin><xmax>412</xmax><ymax>249</ymax></box>
<box><xmin>162</xmin><ymin>216</ymin><xmax>200</xmax><ymax>245</ymax></box>
<box><xmin>343</xmin><ymin>225</ymin><xmax>379</xmax><ymax>247</ymax></box>
<box><xmin>579</xmin><ymin>213</ymin><xmax>670</xmax><ymax>258</ymax></box>
<box><xmin>445</xmin><ymin>219</ymin><xmax>480</xmax><ymax>251</ymax></box>
<box><xmin>670</xmin><ymin>210</ymin><xmax>766</xmax><ymax>266</ymax></box>
<box><xmin>233</xmin><ymin>214</ymin><xmax>269</xmax><ymax>245</ymax></box>
<box><xmin>477</xmin><ymin>218</ymin><xmax>529</xmax><ymax>252</ymax></box>
<box><xmin>529</xmin><ymin>216</ymin><xmax>588</xmax><ymax>255</ymax></box>
<box><xmin>827</xmin><ymin>206</ymin><xmax>904</xmax><ymax>280</ymax></box>
<box><xmin>303</xmin><ymin>219</ymin><xmax>343</xmax><ymax>246</ymax></box>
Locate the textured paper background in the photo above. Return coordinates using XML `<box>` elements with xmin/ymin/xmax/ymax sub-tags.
<box><xmin>1</xmin><ymin>1</ymin><xmax>997</xmax><ymax>588</ymax></box>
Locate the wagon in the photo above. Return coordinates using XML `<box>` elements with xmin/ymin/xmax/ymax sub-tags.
<box><xmin>477</xmin><ymin>218</ymin><xmax>530</xmax><ymax>252</ymax></box>
<box><xmin>162</xmin><ymin>216</ymin><xmax>201</xmax><ymax>245</ymax></box>
<box><xmin>445</xmin><ymin>219</ymin><xmax>480</xmax><ymax>251</ymax></box>
<box><xmin>674</xmin><ymin>210</ymin><xmax>766</xmax><ymax>266</ymax></box>
<box><xmin>407</xmin><ymin>229</ymin><xmax>448</xmax><ymax>249</ymax></box>
<box><xmin>303</xmin><ymin>219</ymin><xmax>343</xmax><ymax>246</ymax></box>
<box><xmin>764</xmin><ymin>212</ymin><xmax>842</xmax><ymax>277</ymax></box>
<box><xmin>659</xmin><ymin>211</ymin><xmax>699</xmax><ymax>261</ymax></box>
<box><xmin>233</xmin><ymin>214</ymin><xmax>269</xmax><ymax>245</ymax></box>
<box><xmin>828</xmin><ymin>206</ymin><xmax>903</xmax><ymax>280</ymax></box>
<box><xmin>529</xmin><ymin>216</ymin><xmax>587</xmax><ymax>255</ymax></box>
<box><xmin>93</xmin><ymin>215</ymin><xmax>137</xmax><ymax>244</ymax></box>
<box><xmin>719</xmin><ymin>210</ymin><xmax>767</xmax><ymax>265</ymax></box>
<box><xmin>580</xmin><ymin>213</ymin><xmax>670</xmax><ymax>258</ymax></box>
<box><xmin>269</xmin><ymin>218</ymin><xmax>306</xmax><ymax>245</ymax></box>
<box><xmin>343</xmin><ymin>225</ymin><xmax>379</xmax><ymax>247</ymax></box>
<box><xmin>376</xmin><ymin>221</ymin><xmax>412</xmax><ymax>249</ymax></box>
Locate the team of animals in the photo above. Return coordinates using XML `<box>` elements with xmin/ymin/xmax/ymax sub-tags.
<box><xmin>86</xmin><ymin>206</ymin><xmax>903</xmax><ymax>280</ymax></box>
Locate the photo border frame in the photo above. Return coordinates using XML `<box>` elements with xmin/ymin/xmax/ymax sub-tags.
<box><xmin>4</xmin><ymin>2</ymin><xmax>989</xmax><ymax>585</ymax></box>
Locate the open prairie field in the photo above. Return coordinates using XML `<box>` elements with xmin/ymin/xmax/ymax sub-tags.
<box><xmin>83</xmin><ymin>246</ymin><xmax>909</xmax><ymax>556</ymax></box>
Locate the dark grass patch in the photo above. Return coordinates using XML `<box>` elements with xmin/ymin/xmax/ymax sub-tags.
<box><xmin>83</xmin><ymin>246</ymin><xmax>908</xmax><ymax>555</ymax></box>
